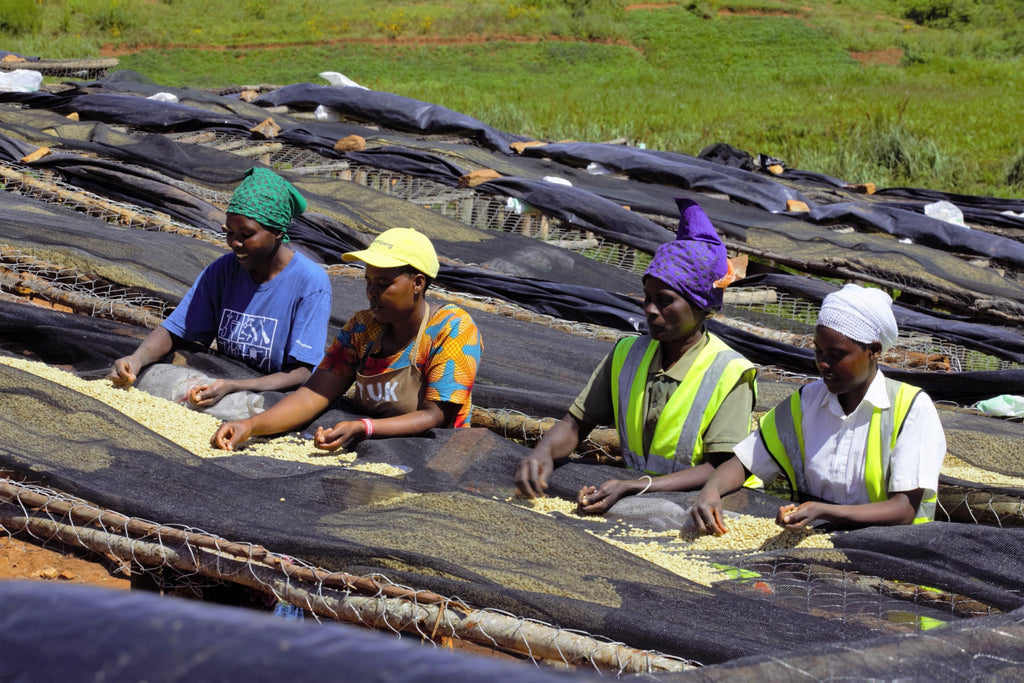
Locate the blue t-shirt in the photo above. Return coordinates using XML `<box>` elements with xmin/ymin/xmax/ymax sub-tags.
<box><xmin>162</xmin><ymin>252</ymin><xmax>332</xmax><ymax>374</ymax></box>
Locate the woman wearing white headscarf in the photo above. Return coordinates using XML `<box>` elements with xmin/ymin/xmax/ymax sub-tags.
<box><xmin>691</xmin><ymin>284</ymin><xmax>947</xmax><ymax>534</ymax></box>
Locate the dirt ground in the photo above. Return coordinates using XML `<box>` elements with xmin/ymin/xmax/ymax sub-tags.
<box><xmin>0</xmin><ymin>531</ymin><xmax>131</xmax><ymax>590</ymax></box>
<box><xmin>0</xmin><ymin>529</ymin><xmax>522</xmax><ymax>663</ymax></box>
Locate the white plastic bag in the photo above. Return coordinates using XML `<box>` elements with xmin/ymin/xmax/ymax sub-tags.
<box><xmin>924</xmin><ymin>200</ymin><xmax>966</xmax><ymax>227</ymax></box>
<box><xmin>314</xmin><ymin>104</ymin><xmax>340</xmax><ymax>121</ymax></box>
<box><xmin>505</xmin><ymin>197</ymin><xmax>533</xmax><ymax>214</ymax></box>
<box><xmin>318</xmin><ymin>71</ymin><xmax>367</xmax><ymax>89</ymax></box>
<box><xmin>542</xmin><ymin>176</ymin><xmax>572</xmax><ymax>187</ymax></box>
<box><xmin>0</xmin><ymin>69</ymin><xmax>42</xmax><ymax>93</ymax></box>
<box><xmin>974</xmin><ymin>394</ymin><xmax>1024</xmax><ymax>418</ymax></box>
<box><xmin>147</xmin><ymin>92</ymin><xmax>179</xmax><ymax>102</ymax></box>
<box><xmin>136</xmin><ymin>364</ymin><xmax>266</xmax><ymax>422</ymax></box>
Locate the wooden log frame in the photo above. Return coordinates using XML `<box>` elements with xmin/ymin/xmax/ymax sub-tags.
<box><xmin>0</xmin><ymin>57</ymin><xmax>119</xmax><ymax>79</ymax></box>
<box><xmin>0</xmin><ymin>479</ymin><xmax>690</xmax><ymax>673</ymax></box>
<box><xmin>471</xmin><ymin>406</ymin><xmax>621</xmax><ymax>460</ymax></box>
<box><xmin>936</xmin><ymin>485</ymin><xmax>1024</xmax><ymax>528</ymax></box>
<box><xmin>0</xmin><ymin>248</ymin><xmax>168</xmax><ymax>328</ymax></box>
<box><xmin>0</xmin><ymin>165</ymin><xmax>223</xmax><ymax>246</ymax></box>
<box><xmin>323</xmin><ymin>262</ymin><xmax>628</xmax><ymax>343</ymax></box>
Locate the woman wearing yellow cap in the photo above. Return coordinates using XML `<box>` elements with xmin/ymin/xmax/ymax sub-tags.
<box><xmin>211</xmin><ymin>227</ymin><xmax>482</xmax><ymax>451</ymax></box>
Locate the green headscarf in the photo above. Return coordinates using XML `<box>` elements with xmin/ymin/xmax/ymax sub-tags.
<box><xmin>226</xmin><ymin>168</ymin><xmax>307</xmax><ymax>242</ymax></box>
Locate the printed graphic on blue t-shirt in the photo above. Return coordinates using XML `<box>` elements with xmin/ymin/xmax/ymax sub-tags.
<box><xmin>218</xmin><ymin>309</ymin><xmax>278</xmax><ymax>372</ymax></box>
<box><xmin>162</xmin><ymin>252</ymin><xmax>332</xmax><ymax>374</ymax></box>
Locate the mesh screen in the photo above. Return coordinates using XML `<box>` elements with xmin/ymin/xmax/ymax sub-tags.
<box><xmin>1</xmin><ymin>75</ymin><xmax>1023</xmax><ymax>677</ymax></box>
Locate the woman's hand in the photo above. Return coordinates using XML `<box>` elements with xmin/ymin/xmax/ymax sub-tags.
<box><xmin>515</xmin><ymin>450</ymin><xmax>555</xmax><ymax>499</ymax></box>
<box><xmin>577</xmin><ymin>479</ymin><xmax>637</xmax><ymax>514</ymax></box>
<box><xmin>108</xmin><ymin>356</ymin><xmax>141</xmax><ymax>387</ymax></box>
<box><xmin>211</xmin><ymin>420</ymin><xmax>253</xmax><ymax>451</ymax></box>
<box><xmin>776</xmin><ymin>502</ymin><xmax>824</xmax><ymax>531</ymax></box>
<box><xmin>689</xmin><ymin>489</ymin><xmax>728</xmax><ymax>535</ymax></box>
<box><xmin>188</xmin><ymin>379</ymin><xmax>236</xmax><ymax>407</ymax></box>
<box><xmin>314</xmin><ymin>421</ymin><xmax>365</xmax><ymax>451</ymax></box>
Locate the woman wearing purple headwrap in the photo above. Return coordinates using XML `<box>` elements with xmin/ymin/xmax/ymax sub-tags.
<box><xmin>516</xmin><ymin>199</ymin><xmax>757</xmax><ymax>512</ymax></box>
<box><xmin>108</xmin><ymin>168</ymin><xmax>332</xmax><ymax>412</ymax></box>
<box><xmin>690</xmin><ymin>284</ymin><xmax>946</xmax><ymax>535</ymax></box>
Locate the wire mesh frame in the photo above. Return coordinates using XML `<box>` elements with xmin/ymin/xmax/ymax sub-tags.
<box><xmin>936</xmin><ymin>485</ymin><xmax>1024</xmax><ymax>530</ymax></box>
<box><xmin>0</xmin><ymin>476</ymin><xmax>696</xmax><ymax>674</ymax></box>
<box><xmin>723</xmin><ymin>288</ymin><xmax>1024</xmax><ymax>373</ymax></box>
<box><xmin>0</xmin><ymin>160</ymin><xmax>223</xmax><ymax>243</ymax></box>
<box><xmin>74</xmin><ymin>130</ymin><xmax>1024</xmax><ymax>372</ymax></box>
<box><xmin>718</xmin><ymin>557</ymin><xmax>1002</xmax><ymax>625</ymax></box>
<box><xmin>0</xmin><ymin>244</ymin><xmax>175</xmax><ymax>321</ymax></box>
<box><xmin>348</xmin><ymin>162</ymin><xmax>653</xmax><ymax>274</ymax></box>
<box><xmin>153</xmin><ymin>129</ymin><xmax>654</xmax><ymax>274</ymax></box>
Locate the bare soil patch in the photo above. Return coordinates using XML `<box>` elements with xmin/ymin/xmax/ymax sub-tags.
<box><xmin>0</xmin><ymin>532</ymin><xmax>131</xmax><ymax>590</ymax></box>
<box><xmin>718</xmin><ymin>6</ymin><xmax>807</xmax><ymax>18</ymax></box>
<box><xmin>850</xmin><ymin>47</ymin><xmax>904</xmax><ymax>65</ymax></box>
<box><xmin>624</xmin><ymin>3</ymin><xmax>679</xmax><ymax>10</ymax></box>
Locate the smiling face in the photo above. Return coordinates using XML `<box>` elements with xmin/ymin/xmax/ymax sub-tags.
<box><xmin>224</xmin><ymin>213</ymin><xmax>281</xmax><ymax>272</ymax></box>
<box><xmin>643</xmin><ymin>276</ymin><xmax>705</xmax><ymax>345</ymax></box>
<box><xmin>814</xmin><ymin>325</ymin><xmax>880</xmax><ymax>412</ymax></box>
<box><xmin>364</xmin><ymin>264</ymin><xmax>424</xmax><ymax>324</ymax></box>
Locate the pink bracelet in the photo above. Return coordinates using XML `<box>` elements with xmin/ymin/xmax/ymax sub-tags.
<box><xmin>360</xmin><ymin>418</ymin><xmax>374</xmax><ymax>438</ymax></box>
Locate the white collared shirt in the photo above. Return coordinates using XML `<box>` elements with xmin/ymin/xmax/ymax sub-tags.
<box><xmin>736</xmin><ymin>371</ymin><xmax>946</xmax><ymax>504</ymax></box>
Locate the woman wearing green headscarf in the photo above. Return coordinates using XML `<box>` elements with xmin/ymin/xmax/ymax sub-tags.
<box><xmin>108</xmin><ymin>168</ymin><xmax>332</xmax><ymax>409</ymax></box>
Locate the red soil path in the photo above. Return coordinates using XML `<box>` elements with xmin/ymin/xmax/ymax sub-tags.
<box><xmin>99</xmin><ymin>33</ymin><xmax>633</xmax><ymax>57</ymax></box>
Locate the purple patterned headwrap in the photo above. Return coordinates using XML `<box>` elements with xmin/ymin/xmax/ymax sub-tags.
<box><xmin>644</xmin><ymin>198</ymin><xmax>729</xmax><ymax>311</ymax></box>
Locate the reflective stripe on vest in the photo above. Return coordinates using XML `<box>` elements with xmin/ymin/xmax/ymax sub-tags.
<box><xmin>610</xmin><ymin>334</ymin><xmax>757</xmax><ymax>476</ymax></box>
<box><xmin>759</xmin><ymin>378</ymin><xmax>934</xmax><ymax>523</ymax></box>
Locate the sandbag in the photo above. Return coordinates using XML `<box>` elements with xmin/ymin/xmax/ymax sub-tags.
<box><xmin>136</xmin><ymin>363</ymin><xmax>268</xmax><ymax>421</ymax></box>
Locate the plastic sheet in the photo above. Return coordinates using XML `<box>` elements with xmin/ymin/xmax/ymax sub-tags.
<box><xmin>0</xmin><ymin>582</ymin><xmax>581</xmax><ymax>682</ymax></box>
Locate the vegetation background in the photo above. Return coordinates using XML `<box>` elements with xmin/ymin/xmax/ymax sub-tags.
<box><xmin>2</xmin><ymin>0</ymin><xmax>1023</xmax><ymax>198</ymax></box>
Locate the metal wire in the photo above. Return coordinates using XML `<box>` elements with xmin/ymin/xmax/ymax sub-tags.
<box><xmin>0</xmin><ymin>476</ymin><xmax>697</xmax><ymax>674</ymax></box>
<box><xmin>0</xmin><ymin>244</ymin><xmax>173</xmax><ymax>323</ymax></box>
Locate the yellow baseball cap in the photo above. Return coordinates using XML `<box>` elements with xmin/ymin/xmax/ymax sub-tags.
<box><xmin>342</xmin><ymin>228</ymin><xmax>439</xmax><ymax>278</ymax></box>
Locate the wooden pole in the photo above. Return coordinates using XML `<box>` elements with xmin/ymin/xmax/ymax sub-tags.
<box><xmin>470</xmin><ymin>407</ymin><xmax>620</xmax><ymax>458</ymax></box>
<box><xmin>0</xmin><ymin>485</ymin><xmax>690</xmax><ymax>673</ymax></box>
<box><xmin>0</xmin><ymin>267</ymin><xmax>165</xmax><ymax>328</ymax></box>
<box><xmin>0</xmin><ymin>165</ymin><xmax>221</xmax><ymax>244</ymax></box>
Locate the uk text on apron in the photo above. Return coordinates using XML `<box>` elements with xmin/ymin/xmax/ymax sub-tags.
<box><xmin>352</xmin><ymin>307</ymin><xmax>431</xmax><ymax>418</ymax></box>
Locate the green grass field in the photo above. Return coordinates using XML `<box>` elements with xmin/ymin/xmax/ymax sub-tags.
<box><xmin>3</xmin><ymin>0</ymin><xmax>1024</xmax><ymax>197</ymax></box>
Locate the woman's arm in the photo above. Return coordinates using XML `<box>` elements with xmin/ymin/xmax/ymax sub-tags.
<box><xmin>312</xmin><ymin>398</ymin><xmax>462</xmax><ymax>450</ymax></box>
<box><xmin>689</xmin><ymin>455</ymin><xmax>750</xmax><ymax>535</ymax></box>
<box><xmin>211</xmin><ymin>368</ymin><xmax>352</xmax><ymax>450</ymax></box>
<box><xmin>777</xmin><ymin>489</ymin><xmax>922</xmax><ymax>530</ymax></box>
<box><xmin>577</xmin><ymin>451</ymin><xmax>734</xmax><ymax>514</ymax></box>
<box><xmin>187</xmin><ymin>365</ymin><xmax>313</xmax><ymax>406</ymax></box>
<box><xmin>108</xmin><ymin>326</ymin><xmax>176</xmax><ymax>386</ymax></box>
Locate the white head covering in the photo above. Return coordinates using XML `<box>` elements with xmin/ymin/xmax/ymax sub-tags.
<box><xmin>816</xmin><ymin>284</ymin><xmax>898</xmax><ymax>352</ymax></box>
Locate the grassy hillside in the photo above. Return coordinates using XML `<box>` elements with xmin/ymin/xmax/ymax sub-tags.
<box><xmin>2</xmin><ymin>0</ymin><xmax>1024</xmax><ymax>197</ymax></box>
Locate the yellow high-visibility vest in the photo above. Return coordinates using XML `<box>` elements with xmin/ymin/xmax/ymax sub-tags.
<box><xmin>610</xmin><ymin>334</ymin><xmax>757</xmax><ymax>478</ymax></box>
<box><xmin>758</xmin><ymin>378</ymin><xmax>936</xmax><ymax>523</ymax></box>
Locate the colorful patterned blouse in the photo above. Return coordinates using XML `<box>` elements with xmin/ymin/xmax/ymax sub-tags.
<box><xmin>319</xmin><ymin>304</ymin><xmax>483</xmax><ymax>428</ymax></box>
